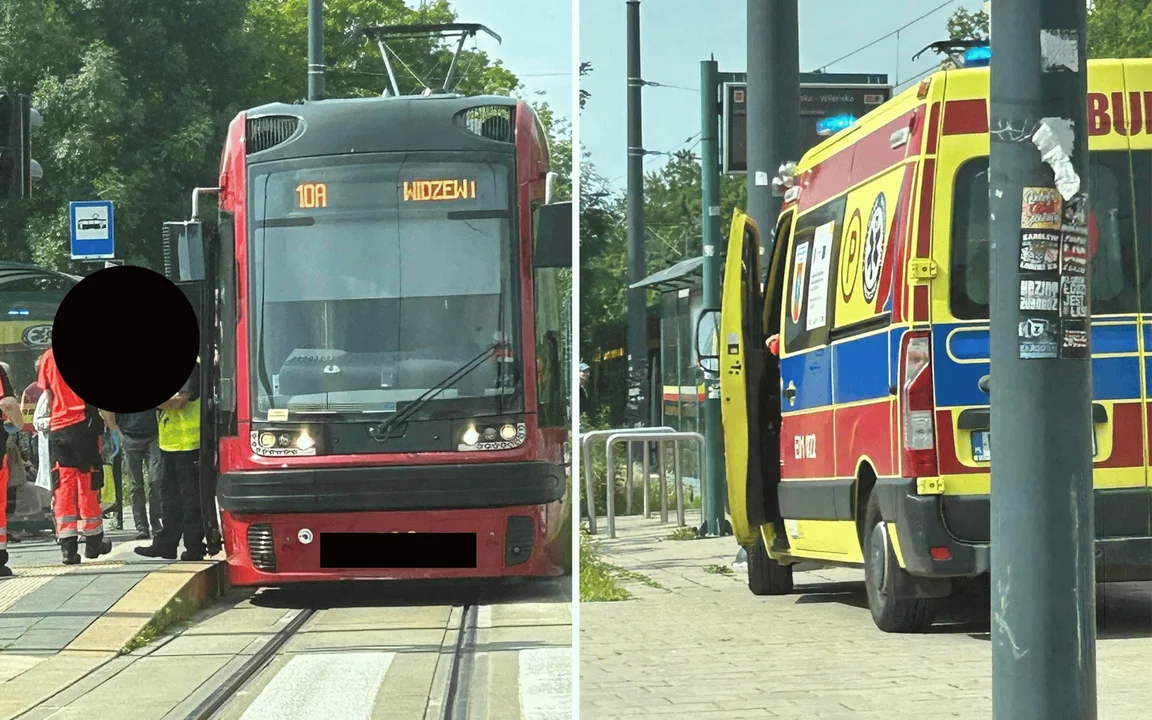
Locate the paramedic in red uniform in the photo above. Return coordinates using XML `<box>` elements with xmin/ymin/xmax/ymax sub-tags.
<box><xmin>37</xmin><ymin>348</ymin><xmax>117</xmax><ymax>565</ymax></box>
<box><xmin>0</xmin><ymin>362</ymin><xmax>26</xmax><ymax>576</ymax></box>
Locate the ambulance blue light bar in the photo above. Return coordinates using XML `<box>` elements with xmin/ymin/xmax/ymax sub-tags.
<box><xmin>816</xmin><ymin>114</ymin><xmax>857</xmax><ymax>137</ymax></box>
<box><xmin>6</xmin><ymin>309</ymin><xmax>29</xmax><ymax>316</ymax></box>
<box><xmin>963</xmin><ymin>46</ymin><xmax>992</xmax><ymax>67</ymax></box>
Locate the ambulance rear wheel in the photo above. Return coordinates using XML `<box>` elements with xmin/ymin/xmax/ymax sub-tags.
<box><xmin>747</xmin><ymin>532</ymin><xmax>793</xmax><ymax>596</ymax></box>
<box><xmin>863</xmin><ymin>493</ymin><xmax>937</xmax><ymax>633</ymax></box>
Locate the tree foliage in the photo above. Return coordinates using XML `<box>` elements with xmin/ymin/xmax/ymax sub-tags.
<box><xmin>0</xmin><ymin>0</ymin><xmax>567</xmax><ymax>271</ymax></box>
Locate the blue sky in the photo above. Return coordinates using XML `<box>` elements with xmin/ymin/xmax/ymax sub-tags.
<box><xmin>447</xmin><ymin>0</ymin><xmax>573</xmax><ymax>125</ymax></box>
<box><xmin>579</xmin><ymin>0</ymin><xmax>985</xmax><ymax>188</ymax></box>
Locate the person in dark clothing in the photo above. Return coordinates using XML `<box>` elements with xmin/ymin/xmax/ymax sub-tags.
<box><xmin>118</xmin><ymin>409</ymin><xmax>163</xmax><ymax>540</ymax></box>
<box><xmin>136</xmin><ymin>359</ymin><xmax>204</xmax><ymax>561</ymax></box>
<box><xmin>0</xmin><ymin>363</ymin><xmax>27</xmax><ymax>576</ymax></box>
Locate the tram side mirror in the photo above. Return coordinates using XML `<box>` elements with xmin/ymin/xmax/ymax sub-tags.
<box><xmin>695</xmin><ymin>308</ymin><xmax>721</xmax><ymax>373</ymax></box>
<box><xmin>162</xmin><ymin>220</ymin><xmax>206</xmax><ymax>282</ymax></box>
<box><xmin>534</xmin><ymin>200</ymin><xmax>571</xmax><ymax>269</ymax></box>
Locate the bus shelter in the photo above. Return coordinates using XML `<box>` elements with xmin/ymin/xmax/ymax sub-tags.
<box><xmin>630</xmin><ymin>256</ymin><xmax>704</xmax><ymax>433</ymax></box>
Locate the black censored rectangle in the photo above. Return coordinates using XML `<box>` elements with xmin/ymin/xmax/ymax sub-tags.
<box><xmin>319</xmin><ymin>533</ymin><xmax>478</xmax><ymax>568</ymax></box>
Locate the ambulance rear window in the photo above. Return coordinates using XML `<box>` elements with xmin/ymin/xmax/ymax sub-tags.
<box><xmin>950</xmin><ymin>151</ymin><xmax>1151</xmax><ymax>320</ymax></box>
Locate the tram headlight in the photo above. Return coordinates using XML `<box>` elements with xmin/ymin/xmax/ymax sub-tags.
<box><xmin>455</xmin><ymin>420</ymin><xmax>526</xmax><ymax>451</ymax></box>
<box><xmin>251</xmin><ymin>426</ymin><xmax>320</xmax><ymax>456</ymax></box>
<box><xmin>295</xmin><ymin>429</ymin><xmax>315</xmax><ymax>451</ymax></box>
<box><xmin>462</xmin><ymin>425</ymin><xmax>481</xmax><ymax>446</ymax></box>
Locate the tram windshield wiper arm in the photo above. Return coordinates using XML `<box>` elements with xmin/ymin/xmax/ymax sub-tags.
<box><xmin>368</xmin><ymin>344</ymin><xmax>501</xmax><ymax>441</ymax></box>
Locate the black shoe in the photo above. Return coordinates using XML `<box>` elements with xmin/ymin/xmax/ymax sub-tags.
<box><xmin>0</xmin><ymin>550</ymin><xmax>10</xmax><ymax>577</ymax></box>
<box><xmin>180</xmin><ymin>550</ymin><xmax>206</xmax><ymax>562</ymax></box>
<box><xmin>206</xmin><ymin>541</ymin><xmax>222</xmax><ymax>557</ymax></box>
<box><xmin>0</xmin><ymin>565</ymin><xmax>12</xmax><ymax>577</ymax></box>
<box><xmin>84</xmin><ymin>540</ymin><xmax>113</xmax><ymax>559</ymax></box>
<box><xmin>61</xmin><ymin>537</ymin><xmax>81</xmax><ymax>565</ymax></box>
<box><xmin>134</xmin><ymin>544</ymin><xmax>177</xmax><ymax>560</ymax></box>
<box><xmin>135</xmin><ymin>531</ymin><xmax>151</xmax><ymax>541</ymax></box>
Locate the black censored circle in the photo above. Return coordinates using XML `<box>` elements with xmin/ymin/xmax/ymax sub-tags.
<box><xmin>52</xmin><ymin>266</ymin><xmax>199</xmax><ymax>413</ymax></box>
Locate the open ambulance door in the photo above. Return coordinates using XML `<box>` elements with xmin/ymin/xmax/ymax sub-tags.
<box><xmin>697</xmin><ymin>209</ymin><xmax>767</xmax><ymax>547</ymax></box>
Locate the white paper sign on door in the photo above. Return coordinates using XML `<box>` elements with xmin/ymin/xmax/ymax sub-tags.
<box><xmin>806</xmin><ymin>220</ymin><xmax>836</xmax><ymax>331</ymax></box>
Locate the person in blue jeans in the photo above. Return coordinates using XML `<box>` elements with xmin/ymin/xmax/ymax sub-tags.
<box><xmin>117</xmin><ymin>410</ymin><xmax>163</xmax><ymax>540</ymax></box>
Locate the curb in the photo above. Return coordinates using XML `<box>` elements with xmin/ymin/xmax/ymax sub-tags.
<box><xmin>0</xmin><ymin>560</ymin><xmax>229</xmax><ymax>720</ymax></box>
<box><xmin>69</xmin><ymin>559</ymin><xmax>230</xmax><ymax>654</ymax></box>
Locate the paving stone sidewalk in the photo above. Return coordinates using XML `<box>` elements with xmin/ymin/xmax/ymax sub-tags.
<box><xmin>580</xmin><ymin>513</ymin><xmax>1152</xmax><ymax>720</ymax></box>
<box><xmin>1</xmin><ymin>526</ymin><xmax>163</xmax><ymax>657</ymax></box>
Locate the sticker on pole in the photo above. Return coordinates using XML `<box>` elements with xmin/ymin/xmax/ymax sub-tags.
<box><xmin>69</xmin><ymin>200</ymin><xmax>115</xmax><ymax>260</ymax></box>
<box><xmin>1019</xmin><ymin>278</ymin><xmax>1059</xmax><ymax>312</ymax></box>
<box><xmin>1020</xmin><ymin>187</ymin><xmax>1061</xmax><ymax>230</ymax></box>
<box><xmin>1061</xmin><ymin>319</ymin><xmax>1090</xmax><ymax>359</ymax></box>
<box><xmin>1019</xmin><ymin>317</ymin><xmax>1058</xmax><ymax>359</ymax></box>
<box><xmin>1019</xmin><ymin>230</ymin><xmax>1060</xmax><ymax>272</ymax></box>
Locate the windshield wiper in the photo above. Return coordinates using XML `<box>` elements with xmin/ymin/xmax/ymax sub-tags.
<box><xmin>368</xmin><ymin>343</ymin><xmax>503</xmax><ymax>442</ymax></box>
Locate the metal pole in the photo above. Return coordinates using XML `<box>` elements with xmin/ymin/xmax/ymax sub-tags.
<box><xmin>625</xmin><ymin>0</ymin><xmax>649</xmax><ymax>433</ymax></box>
<box><xmin>658</xmin><ymin>439</ymin><xmax>668</xmax><ymax>523</ymax></box>
<box><xmin>699</xmin><ymin>58</ymin><xmax>727</xmax><ymax>537</ymax></box>
<box><xmin>673</xmin><ymin>440</ymin><xmax>685</xmax><ymax>527</ymax></box>
<box><xmin>988</xmin><ymin>1</ymin><xmax>1095</xmax><ymax>717</ymax></box>
<box><xmin>625</xmin><ymin>439</ymin><xmax>634</xmax><ymax>515</ymax></box>
<box><xmin>777</xmin><ymin>0</ymin><xmax>800</xmax><ymax>242</ymax></box>
<box><xmin>642</xmin><ymin>440</ymin><xmax>651</xmax><ymax>518</ymax></box>
<box><xmin>746</xmin><ymin>0</ymin><xmax>777</xmax><ymax>269</ymax></box>
<box><xmin>307</xmin><ymin>0</ymin><xmax>325</xmax><ymax>101</ymax></box>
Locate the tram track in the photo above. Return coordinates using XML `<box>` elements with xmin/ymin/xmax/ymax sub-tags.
<box><xmin>185</xmin><ymin>600</ymin><xmax>482</xmax><ymax>720</ymax></box>
<box><xmin>184</xmin><ymin>606</ymin><xmax>318</xmax><ymax>720</ymax></box>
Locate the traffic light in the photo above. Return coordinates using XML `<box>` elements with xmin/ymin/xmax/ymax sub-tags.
<box><xmin>0</xmin><ymin>92</ymin><xmax>42</xmax><ymax>199</ymax></box>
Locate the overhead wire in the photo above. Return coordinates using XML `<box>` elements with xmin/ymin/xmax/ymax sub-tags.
<box><xmin>815</xmin><ymin>0</ymin><xmax>961</xmax><ymax>71</ymax></box>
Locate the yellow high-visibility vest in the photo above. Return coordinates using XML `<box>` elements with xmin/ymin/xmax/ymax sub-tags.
<box><xmin>159</xmin><ymin>359</ymin><xmax>200</xmax><ymax>452</ymax></box>
<box><xmin>158</xmin><ymin>397</ymin><xmax>200</xmax><ymax>452</ymax></box>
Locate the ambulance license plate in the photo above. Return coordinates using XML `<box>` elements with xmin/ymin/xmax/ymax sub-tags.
<box><xmin>970</xmin><ymin>429</ymin><xmax>1097</xmax><ymax>463</ymax></box>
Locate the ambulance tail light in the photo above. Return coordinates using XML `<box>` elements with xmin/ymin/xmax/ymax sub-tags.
<box><xmin>899</xmin><ymin>331</ymin><xmax>938</xmax><ymax>477</ymax></box>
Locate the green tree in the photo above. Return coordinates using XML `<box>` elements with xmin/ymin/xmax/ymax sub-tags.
<box><xmin>246</xmin><ymin>0</ymin><xmax>517</xmax><ymax>103</ymax></box>
<box><xmin>1085</xmin><ymin>0</ymin><xmax>1152</xmax><ymax>57</ymax></box>
<box><xmin>946</xmin><ymin>7</ymin><xmax>989</xmax><ymax>42</ymax></box>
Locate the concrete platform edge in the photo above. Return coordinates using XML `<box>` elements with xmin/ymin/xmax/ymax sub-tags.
<box><xmin>0</xmin><ymin>560</ymin><xmax>229</xmax><ymax>720</ymax></box>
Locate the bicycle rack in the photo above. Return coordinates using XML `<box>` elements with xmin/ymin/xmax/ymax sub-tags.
<box><xmin>602</xmin><ymin>431</ymin><xmax>706</xmax><ymax>539</ymax></box>
<box><xmin>580</xmin><ymin>427</ymin><xmax>675</xmax><ymax>534</ymax></box>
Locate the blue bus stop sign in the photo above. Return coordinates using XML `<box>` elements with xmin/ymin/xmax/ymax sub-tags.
<box><xmin>69</xmin><ymin>200</ymin><xmax>115</xmax><ymax>260</ymax></box>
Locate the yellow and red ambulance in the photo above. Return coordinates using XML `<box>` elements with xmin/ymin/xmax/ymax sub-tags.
<box><xmin>704</xmin><ymin>58</ymin><xmax>1152</xmax><ymax>633</ymax></box>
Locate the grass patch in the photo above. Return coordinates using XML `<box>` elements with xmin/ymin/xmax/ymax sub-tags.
<box><xmin>579</xmin><ymin>527</ymin><xmax>662</xmax><ymax>601</ymax></box>
<box><xmin>703</xmin><ymin>564</ymin><xmax>734</xmax><ymax>575</ymax></box>
<box><xmin>663</xmin><ymin>527</ymin><xmax>699</xmax><ymax>542</ymax></box>
<box><xmin>120</xmin><ymin>595</ymin><xmax>203</xmax><ymax>655</ymax></box>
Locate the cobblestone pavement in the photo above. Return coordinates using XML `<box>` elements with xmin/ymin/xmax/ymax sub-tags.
<box><xmin>580</xmin><ymin>513</ymin><xmax>1152</xmax><ymax>719</ymax></box>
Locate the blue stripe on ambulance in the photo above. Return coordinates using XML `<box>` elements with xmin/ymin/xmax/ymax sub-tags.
<box><xmin>780</xmin><ymin>327</ymin><xmax>909</xmax><ymax>412</ymax></box>
<box><xmin>931</xmin><ymin>320</ymin><xmax>1141</xmax><ymax>408</ymax></box>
